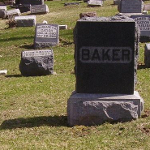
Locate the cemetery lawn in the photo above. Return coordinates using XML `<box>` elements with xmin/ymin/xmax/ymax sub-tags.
<box><xmin>0</xmin><ymin>0</ymin><xmax>150</xmax><ymax>149</ymax></box>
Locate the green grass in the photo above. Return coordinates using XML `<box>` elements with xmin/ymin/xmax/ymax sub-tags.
<box><xmin>0</xmin><ymin>0</ymin><xmax>150</xmax><ymax>149</ymax></box>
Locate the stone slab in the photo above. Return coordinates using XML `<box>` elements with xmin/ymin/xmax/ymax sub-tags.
<box><xmin>16</xmin><ymin>0</ymin><xmax>44</xmax><ymax>5</ymax></box>
<box><xmin>88</xmin><ymin>0</ymin><xmax>103</xmax><ymax>6</ymax></box>
<box><xmin>59</xmin><ymin>25</ymin><xmax>67</xmax><ymax>30</ymax></box>
<box><xmin>74</xmin><ymin>16</ymin><xmax>139</xmax><ymax>94</ymax></box>
<box><xmin>0</xmin><ymin>70</ymin><xmax>7</xmax><ymax>75</ymax></box>
<box><xmin>119</xmin><ymin>0</ymin><xmax>143</xmax><ymax>13</ymax></box>
<box><xmin>67</xmin><ymin>91</ymin><xmax>144</xmax><ymax>126</ymax></box>
<box><xmin>14</xmin><ymin>15</ymin><xmax>36</xmax><ymax>27</ymax></box>
<box><xmin>31</xmin><ymin>4</ymin><xmax>49</xmax><ymax>14</ymax></box>
<box><xmin>19</xmin><ymin>49</ymin><xmax>54</xmax><ymax>76</ymax></box>
<box><xmin>6</xmin><ymin>9</ymin><xmax>21</xmax><ymax>18</ymax></box>
<box><xmin>34</xmin><ymin>24</ymin><xmax>59</xmax><ymax>49</ymax></box>
<box><xmin>0</xmin><ymin>9</ymin><xmax>6</xmax><ymax>18</ymax></box>
<box><xmin>0</xmin><ymin>6</ymin><xmax>7</xmax><ymax>10</ymax></box>
<box><xmin>130</xmin><ymin>15</ymin><xmax>150</xmax><ymax>42</ymax></box>
<box><xmin>144</xmin><ymin>43</ymin><xmax>150</xmax><ymax>67</ymax></box>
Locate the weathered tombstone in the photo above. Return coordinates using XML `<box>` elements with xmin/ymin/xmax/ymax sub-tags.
<box><xmin>30</xmin><ymin>4</ymin><xmax>49</xmax><ymax>14</ymax></box>
<box><xmin>14</xmin><ymin>15</ymin><xmax>36</xmax><ymax>27</ymax></box>
<box><xmin>130</xmin><ymin>15</ymin><xmax>150</xmax><ymax>42</ymax></box>
<box><xmin>144</xmin><ymin>43</ymin><xmax>150</xmax><ymax>67</ymax></box>
<box><xmin>5</xmin><ymin>9</ymin><xmax>21</xmax><ymax>18</ymax></box>
<box><xmin>34</xmin><ymin>24</ymin><xmax>59</xmax><ymax>49</ymax></box>
<box><xmin>0</xmin><ymin>6</ymin><xmax>7</xmax><ymax>18</ymax></box>
<box><xmin>119</xmin><ymin>0</ymin><xmax>143</xmax><ymax>13</ymax></box>
<box><xmin>88</xmin><ymin>0</ymin><xmax>103</xmax><ymax>6</ymax></box>
<box><xmin>59</xmin><ymin>25</ymin><xmax>67</xmax><ymax>30</ymax></box>
<box><xmin>16</xmin><ymin>0</ymin><xmax>44</xmax><ymax>5</ymax></box>
<box><xmin>67</xmin><ymin>16</ymin><xmax>144</xmax><ymax>126</ymax></box>
<box><xmin>19</xmin><ymin>49</ymin><xmax>54</xmax><ymax>76</ymax></box>
<box><xmin>18</xmin><ymin>4</ymin><xmax>31</xmax><ymax>13</ymax></box>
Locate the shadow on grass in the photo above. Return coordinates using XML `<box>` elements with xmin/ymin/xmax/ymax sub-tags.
<box><xmin>0</xmin><ymin>115</ymin><xmax>68</xmax><ymax>130</ymax></box>
<box><xmin>0</xmin><ymin>36</ymin><xmax>33</xmax><ymax>43</ymax></box>
<box><xmin>5</xmin><ymin>74</ymin><xmax>22</xmax><ymax>78</ymax></box>
<box><xmin>19</xmin><ymin>44</ymin><xmax>34</xmax><ymax>49</ymax></box>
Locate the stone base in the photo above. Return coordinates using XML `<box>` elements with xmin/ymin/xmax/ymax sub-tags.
<box><xmin>67</xmin><ymin>91</ymin><xmax>144</xmax><ymax>126</ymax></box>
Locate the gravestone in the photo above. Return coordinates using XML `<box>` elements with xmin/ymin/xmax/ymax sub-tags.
<box><xmin>88</xmin><ymin>0</ymin><xmax>103</xmax><ymax>6</ymax></box>
<box><xmin>0</xmin><ymin>6</ymin><xmax>7</xmax><ymax>10</ymax></box>
<box><xmin>67</xmin><ymin>16</ymin><xmax>143</xmax><ymax>126</ymax></box>
<box><xmin>16</xmin><ymin>0</ymin><xmax>44</xmax><ymax>5</ymax></box>
<box><xmin>5</xmin><ymin>9</ymin><xmax>21</xmax><ymax>18</ymax></box>
<box><xmin>19</xmin><ymin>49</ymin><xmax>54</xmax><ymax>76</ymax></box>
<box><xmin>0</xmin><ymin>6</ymin><xmax>7</xmax><ymax>18</ymax></box>
<box><xmin>14</xmin><ymin>15</ymin><xmax>36</xmax><ymax>27</ymax></box>
<box><xmin>119</xmin><ymin>0</ymin><xmax>143</xmax><ymax>13</ymax></box>
<box><xmin>144</xmin><ymin>43</ymin><xmax>150</xmax><ymax>67</ymax></box>
<box><xmin>30</xmin><ymin>4</ymin><xmax>49</xmax><ymax>14</ymax></box>
<box><xmin>18</xmin><ymin>4</ymin><xmax>31</xmax><ymax>13</ymax></box>
<box><xmin>34</xmin><ymin>24</ymin><xmax>59</xmax><ymax>49</ymax></box>
<box><xmin>130</xmin><ymin>15</ymin><xmax>150</xmax><ymax>42</ymax></box>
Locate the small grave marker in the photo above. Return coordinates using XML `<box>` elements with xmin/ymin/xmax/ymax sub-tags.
<box><xmin>34</xmin><ymin>24</ymin><xmax>59</xmax><ymax>49</ymax></box>
<box><xmin>119</xmin><ymin>0</ymin><xmax>143</xmax><ymax>13</ymax></box>
<box><xmin>19</xmin><ymin>49</ymin><xmax>54</xmax><ymax>76</ymax></box>
<box><xmin>131</xmin><ymin>15</ymin><xmax>150</xmax><ymax>42</ymax></box>
<box><xmin>144</xmin><ymin>43</ymin><xmax>150</xmax><ymax>67</ymax></box>
<box><xmin>31</xmin><ymin>4</ymin><xmax>49</xmax><ymax>14</ymax></box>
<box><xmin>14</xmin><ymin>15</ymin><xmax>36</xmax><ymax>27</ymax></box>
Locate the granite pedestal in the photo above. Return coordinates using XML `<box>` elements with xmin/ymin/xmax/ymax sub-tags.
<box><xmin>68</xmin><ymin>91</ymin><xmax>144</xmax><ymax>126</ymax></box>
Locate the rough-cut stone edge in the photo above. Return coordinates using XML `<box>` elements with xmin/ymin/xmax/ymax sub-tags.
<box><xmin>67</xmin><ymin>91</ymin><xmax>144</xmax><ymax>126</ymax></box>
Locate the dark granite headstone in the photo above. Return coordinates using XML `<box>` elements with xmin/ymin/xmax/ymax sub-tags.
<box><xmin>31</xmin><ymin>4</ymin><xmax>49</xmax><ymax>14</ymax></box>
<box><xmin>74</xmin><ymin>16</ymin><xmax>139</xmax><ymax>94</ymax></box>
<box><xmin>119</xmin><ymin>0</ymin><xmax>142</xmax><ymax>13</ymax></box>
<box><xmin>16</xmin><ymin>0</ymin><xmax>44</xmax><ymax>5</ymax></box>
<box><xmin>34</xmin><ymin>24</ymin><xmax>59</xmax><ymax>49</ymax></box>
<box><xmin>19</xmin><ymin>49</ymin><xmax>54</xmax><ymax>76</ymax></box>
<box><xmin>131</xmin><ymin>15</ymin><xmax>150</xmax><ymax>42</ymax></box>
<box><xmin>144</xmin><ymin>43</ymin><xmax>150</xmax><ymax>67</ymax></box>
<box><xmin>18</xmin><ymin>4</ymin><xmax>31</xmax><ymax>13</ymax></box>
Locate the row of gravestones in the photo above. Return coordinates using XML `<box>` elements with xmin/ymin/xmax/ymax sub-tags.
<box><xmin>0</xmin><ymin>0</ymin><xmax>49</xmax><ymax>19</ymax></box>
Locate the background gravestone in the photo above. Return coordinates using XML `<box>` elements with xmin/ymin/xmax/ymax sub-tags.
<box><xmin>17</xmin><ymin>4</ymin><xmax>31</xmax><ymax>13</ymax></box>
<box><xmin>74</xmin><ymin>16</ymin><xmax>139</xmax><ymax>94</ymax></box>
<box><xmin>130</xmin><ymin>15</ymin><xmax>150</xmax><ymax>42</ymax></box>
<box><xmin>87</xmin><ymin>0</ymin><xmax>103</xmax><ymax>6</ymax></box>
<box><xmin>30</xmin><ymin>4</ymin><xmax>49</xmax><ymax>14</ymax></box>
<box><xmin>16</xmin><ymin>0</ymin><xmax>44</xmax><ymax>5</ymax></box>
<box><xmin>119</xmin><ymin>0</ymin><xmax>143</xmax><ymax>13</ymax></box>
<box><xmin>14</xmin><ymin>15</ymin><xmax>36</xmax><ymax>27</ymax></box>
<box><xmin>144</xmin><ymin>43</ymin><xmax>150</xmax><ymax>67</ymax></box>
<box><xmin>34</xmin><ymin>24</ymin><xmax>59</xmax><ymax>49</ymax></box>
<box><xmin>19</xmin><ymin>49</ymin><xmax>54</xmax><ymax>76</ymax></box>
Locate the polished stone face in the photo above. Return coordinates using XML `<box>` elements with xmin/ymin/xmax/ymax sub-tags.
<box><xmin>74</xmin><ymin>18</ymin><xmax>137</xmax><ymax>94</ymax></box>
